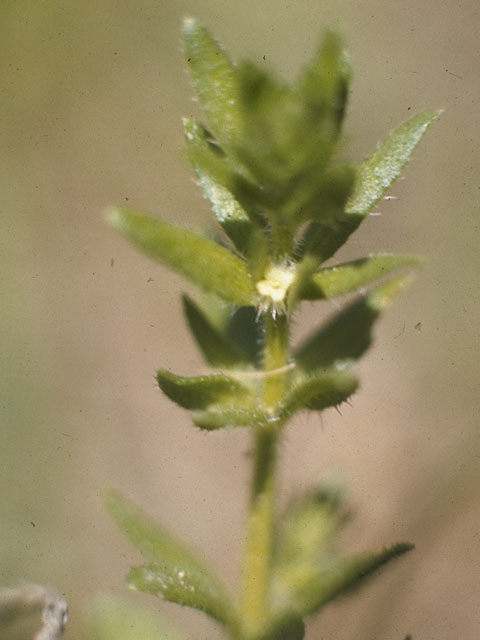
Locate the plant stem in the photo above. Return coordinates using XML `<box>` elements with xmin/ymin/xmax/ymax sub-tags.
<box><xmin>263</xmin><ymin>312</ymin><xmax>289</xmax><ymax>410</ymax></box>
<box><xmin>239</xmin><ymin>427</ymin><xmax>278</xmax><ymax>638</ymax></box>
<box><xmin>238</xmin><ymin>311</ymin><xmax>289</xmax><ymax>638</ymax></box>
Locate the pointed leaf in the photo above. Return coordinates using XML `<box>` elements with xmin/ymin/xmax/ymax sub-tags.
<box><xmin>295</xmin><ymin>213</ymin><xmax>364</xmax><ymax>264</ymax></box>
<box><xmin>296</xmin><ymin>111</ymin><xmax>438</xmax><ymax>263</ymax></box>
<box><xmin>297</xmin><ymin>30</ymin><xmax>351</xmax><ymax>132</ymax></box>
<box><xmin>235</xmin><ymin>62</ymin><xmax>295</xmax><ymax>191</ymax></box>
<box><xmin>283</xmin><ymin>165</ymin><xmax>355</xmax><ymax>227</ymax></box>
<box><xmin>156</xmin><ymin>369</ymin><xmax>252</xmax><ymax>410</ymax></box>
<box><xmin>105</xmin><ymin>491</ymin><xmax>232</xmax><ymax>625</ymax></box>
<box><xmin>182</xmin><ymin>294</ymin><xmax>248</xmax><ymax>368</ymax></box>
<box><xmin>347</xmin><ymin>110</ymin><xmax>440</xmax><ymax>216</ymax></box>
<box><xmin>280</xmin><ymin>369</ymin><xmax>358</xmax><ymax>416</ymax></box>
<box><xmin>90</xmin><ymin>595</ymin><xmax>185</xmax><ymax>640</ymax></box>
<box><xmin>271</xmin><ymin>488</ymin><xmax>345</xmax><ymax>611</ymax></box>
<box><xmin>278</xmin><ymin>488</ymin><xmax>344</xmax><ymax>561</ymax></box>
<box><xmin>127</xmin><ymin>563</ymin><xmax>231</xmax><ymax>626</ymax></box>
<box><xmin>294</xmin><ymin>277</ymin><xmax>410</xmax><ymax>371</ymax></box>
<box><xmin>183</xmin><ymin>118</ymin><xmax>272</xmax><ymax>226</ymax></box>
<box><xmin>292</xmin><ymin>543</ymin><xmax>414</xmax><ymax>617</ymax></box>
<box><xmin>227</xmin><ymin>305</ymin><xmax>264</xmax><ymax>368</ymax></box>
<box><xmin>183</xmin><ymin>18</ymin><xmax>240</xmax><ymax>146</ymax></box>
<box><xmin>183</xmin><ymin>118</ymin><xmax>263</xmax><ymax>244</ymax></box>
<box><xmin>302</xmin><ymin>253</ymin><xmax>422</xmax><ymax>300</ymax></box>
<box><xmin>108</xmin><ymin>207</ymin><xmax>255</xmax><ymax>305</ymax></box>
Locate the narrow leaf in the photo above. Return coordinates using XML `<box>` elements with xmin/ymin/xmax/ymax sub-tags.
<box><xmin>280</xmin><ymin>369</ymin><xmax>359</xmax><ymax>416</ymax></box>
<box><xmin>294</xmin><ymin>277</ymin><xmax>410</xmax><ymax>371</ymax></box>
<box><xmin>295</xmin><ymin>214</ymin><xmax>364</xmax><ymax>264</ymax></box>
<box><xmin>184</xmin><ymin>18</ymin><xmax>241</xmax><ymax>148</ymax></box>
<box><xmin>227</xmin><ymin>305</ymin><xmax>264</xmax><ymax>368</ymax></box>
<box><xmin>271</xmin><ymin>488</ymin><xmax>345</xmax><ymax>611</ymax></box>
<box><xmin>347</xmin><ymin>110</ymin><xmax>440</xmax><ymax>216</ymax></box>
<box><xmin>156</xmin><ymin>369</ymin><xmax>252</xmax><ymax>410</ymax></box>
<box><xmin>193</xmin><ymin>405</ymin><xmax>272</xmax><ymax>431</ymax></box>
<box><xmin>296</xmin><ymin>111</ymin><xmax>438</xmax><ymax>264</ymax></box>
<box><xmin>183</xmin><ymin>118</ymin><xmax>260</xmax><ymax>247</ymax></box>
<box><xmin>297</xmin><ymin>30</ymin><xmax>351</xmax><ymax>132</ymax></box>
<box><xmin>182</xmin><ymin>294</ymin><xmax>248</xmax><ymax>368</ymax></box>
<box><xmin>283</xmin><ymin>164</ymin><xmax>355</xmax><ymax>227</ymax></box>
<box><xmin>105</xmin><ymin>491</ymin><xmax>232</xmax><ymax>625</ymax></box>
<box><xmin>127</xmin><ymin>564</ymin><xmax>229</xmax><ymax>626</ymax></box>
<box><xmin>235</xmin><ymin>61</ymin><xmax>296</xmax><ymax>191</ymax></box>
<box><xmin>108</xmin><ymin>207</ymin><xmax>255</xmax><ymax>306</ymax></box>
<box><xmin>294</xmin><ymin>543</ymin><xmax>414</xmax><ymax>617</ymax></box>
<box><xmin>302</xmin><ymin>253</ymin><xmax>422</xmax><ymax>300</ymax></box>
<box><xmin>183</xmin><ymin>119</ymin><xmax>271</xmax><ymax>227</ymax></box>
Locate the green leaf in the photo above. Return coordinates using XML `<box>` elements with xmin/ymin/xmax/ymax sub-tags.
<box><xmin>105</xmin><ymin>491</ymin><xmax>233</xmax><ymax>625</ymax></box>
<box><xmin>302</xmin><ymin>253</ymin><xmax>422</xmax><ymax>300</ymax></box>
<box><xmin>182</xmin><ymin>118</ymin><xmax>272</xmax><ymax>229</ymax></box>
<box><xmin>294</xmin><ymin>277</ymin><xmax>410</xmax><ymax>371</ymax></box>
<box><xmin>182</xmin><ymin>294</ymin><xmax>248</xmax><ymax>368</ymax></box>
<box><xmin>280</xmin><ymin>369</ymin><xmax>359</xmax><ymax>415</ymax></box>
<box><xmin>271</xmin><ymin>488</ymin><xmax>344</xmax><ymax>610</ymax></box>
<box><xmin>296</xmin><ymin>111</ymin><xmax>438</xmax><ymax>264</ymax></box>
<box><xmin>108</xmin><ymin>206</ymin><xmax>255</xmax><ymax>305</ymax></box>
<box><xmin>183</xmin><ymin>118</ymin><xmax>262</xmax><ymax>244</ymax></box>
<box><xmin>271</xmin><ymin>490</ymin><xmax>413</xmax><ymax>617</ymax></box>
<box><xmin>259</xmin><ymin>615</ymin><xmax>305</xmax><ymax>640</ymax></box>
<box><xmin>156</xmin><ymin>369</ymin><xmax>252</xmax><ymax>410</ymax></box>
<box><xmin>192</xmin><ymin>404</ymin><xmax>272</xmax><ymax>430</ymax></box>
<box><xmin>283</xmin><ymin>164</ymin><xmax>356</xmax><ymax>227</ymax></box>
<box><xmin>295</xmin><ymin>213</ymin><xmax>364</xmax><ymax>264</ymax></box>
<box><xmin>90</xmin><ymin>595</ymin><xmax>185</xmax><ymax>640</ymax></box>
<box><xmin>183</xmin><ymin>18</ymin><xmax>240</xmax><ymax>147</ymax></box>
<box><xmin>346</xmin><ymin>110</ymin><xmax>440</xmax><ymax>216</ymax></box>
<box><xmin>277</xmin><ymin>488</ymin><xmax>344</xmax><ymax>561</ymax></box>
<box><xmin>127</xmin><ymin>564</ymin><xmax>231</xmax><ymax>626</ymax></box>
<box><xmin>277</xmin><ymin>543</ymin><xmax>414</xmax><ymax>618</ymax></box>
<box><xmin>235</xmin><ymin>62</ymin><xmax>292</xmax><ymax>191</ymax></box>
<box><xmin>226</xmin><ymin>305</ymin><xmax>264</xmax><ymax>368</ymax></box>
<box><xmin>296</xmin><ymin>30</ymin><xmax>351</xmax><ymax>133</ymax></box>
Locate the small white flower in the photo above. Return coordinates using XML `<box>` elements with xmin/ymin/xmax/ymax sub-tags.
<box><xmin>256</xmin><ymin>264</ymin><xmax>295</xmax><ymax>304</ymax></box>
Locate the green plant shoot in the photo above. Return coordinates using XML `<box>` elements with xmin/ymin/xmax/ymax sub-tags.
<box><xmin>105</xmin><ymin>17</ymin><xmax>438</xmax><ymax>640</ymax></box>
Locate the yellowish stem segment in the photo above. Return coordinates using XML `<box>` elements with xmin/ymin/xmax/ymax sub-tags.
<box><xmin>238</xmin><ymin>311</ymin><xmax>289</xmax><ymax>639</ymax></box>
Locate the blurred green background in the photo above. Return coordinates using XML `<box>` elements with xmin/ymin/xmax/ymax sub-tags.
<box><xmin>1</xmin><ymin>1</ymin><xmax>479</xmax><ymax>638</ymax></box>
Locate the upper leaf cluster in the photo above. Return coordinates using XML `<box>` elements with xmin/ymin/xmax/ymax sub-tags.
<box><xmin>109</xmin><ymin>18</ymin><xmax>437</xmax><ymax>432</ymax></box>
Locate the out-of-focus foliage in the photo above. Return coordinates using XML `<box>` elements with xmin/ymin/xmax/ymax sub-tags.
<box><xmin>90</xmin><ymin>595</ymin><xmax>185</xmax><ymax>640</ymax></box>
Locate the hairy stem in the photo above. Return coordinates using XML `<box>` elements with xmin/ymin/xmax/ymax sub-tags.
<box><xmin>238</xmin><ymin>311</ymin><xmax>289</xmax><ymax>638</ymax></box>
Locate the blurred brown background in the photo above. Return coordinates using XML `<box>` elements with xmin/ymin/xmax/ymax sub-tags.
<box><xmin>1</xmin><ymin>1</ymin><xmax>479</xmax><ymax>638</ymax></box>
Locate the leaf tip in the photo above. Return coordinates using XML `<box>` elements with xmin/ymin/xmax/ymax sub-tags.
<box><xmin>182</xmin><ymin>15</ymin><xmax>199</xmax><ymax>36</ymax></box>
<box><xmin>369</xmin><ymin>275</ymin><xmax>413</xmax><ymax>312</ymax></box>
<box><xmin>103</xmin><ymin>488</ymin><xmax>123</xmax><ymax>516</ymax></box>
<box><xmin>392</xmin><ymin>541</ymin><xmax>415</xmax><ymax>555</ymax></box>
<box><xmin>105</xmin><ymin>205</ymin><xmax>126</xmax><ymax>232</ymax></box>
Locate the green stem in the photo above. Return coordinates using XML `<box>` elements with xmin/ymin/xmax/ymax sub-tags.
<box><xmin>239</xmin><ymin>427</ymin><xmax>278</xmax><ymax>638</ymax></box>
<box><xmin>238</xmin><ymin>311</ymin><xmax>289</xmax><ymax>639</ymax></box>
<box><xmin>263</xmin><ymin>312</ymin><xmax>289</xmax><ymax>410</ymax></box>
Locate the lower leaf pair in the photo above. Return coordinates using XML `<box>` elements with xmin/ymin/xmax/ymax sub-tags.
<box><xmin>106</xmin><ymin>491</ymin><xmax>413</xmax><ymax>640</ymax></box>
